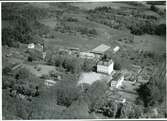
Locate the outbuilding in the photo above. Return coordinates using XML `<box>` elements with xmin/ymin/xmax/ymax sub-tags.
<box><xmin>80</xmin><ymin>52</ymin><xmax>95</xmax><ymax>59</ymax></box>
<box><xmin>44</xmin><ymin>80</ymin><xmax>56</xmax><ymax>87</ymax></box>
<box><xmin>91</xmin><ymin>44</ymin><xmax>111</xmax><ymax>56</ymax></box>
<box><xmin>109</xmin><ymin>72</ymin><xmax>124</xmax><ymax>89</ymax></box>
<box><xmin>28</xmin><ymin>43</ymin><xmax>35</xmax><ymax>49</ymax></box>
<box><xmin>113</xmin><ymin>46</ymin><xmax>120</xmax><ymax>53</ymax></box>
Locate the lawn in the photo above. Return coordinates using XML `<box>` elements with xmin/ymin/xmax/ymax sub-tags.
<box><xmin>44</xmin><ymin>20</ymin><xmax>132</xmax><ymax>52</ymax></box>
<box><xmin>71</xmin><ymin>2</ymin><xmax>141</xmax><ymax>10</ymax></box>
<box><xmin>133</xmin><ymin>34</ymin><xmax>166</xmax><ymax>54</ymax></box>
<box><xmin>77</xmin><ymin>72</ymin><xmax>109</xmax><ymax>86</ymax></box>
<box><xmin>23</xmin><ymin>64</ymin><xmax>56</xmax><ymax>77</ymax></box>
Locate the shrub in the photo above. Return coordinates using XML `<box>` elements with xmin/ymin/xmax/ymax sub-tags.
<box><xmin>48</xmin><ymin>53</ymin><xmax>81</xmax><ymax>74</ymax></box>
<box><xmin>66</xmin><ymin>17</ymin><xmax>78</xmax><ymax>22</ymax></box>
<box><xmin>114</xmin><ymin>62</ymin><xmax>121</xmax><ymax>70</ymax></box>
<box><xmin>27</xmin><ymin>56</ymin><xmax>33</xmax><ymax>62</ymax></box>
<box><xmin>93</xmin><ymin>97</ymin><xmax>115</xmax><ymax>117</ymax></box>
<box><xmin>150</xmin><ymin>5</ymin><xmax>159</xmax><ymax>13</ymax></box>
<box><xmin>27</xmin><ymin>50</ymin><xmax>42</xmax><ymax>61</ymax></box>
<box><xmin>82</xmin><ymin>59</ymin><xmax>96</xmax><ymax>72</ymax></box>
<box><xmin>2</xmin><ymin>76</ymin><xmax>15</xmax><ymax>89</ymax></box>
<box><xmin>3</xmin><ymin>66</ymin><xmax>12</xmax><ymax>75</ymax></box>
<box><xmin>88</xmin><ymin>29</ymin><xmax>97</xmax><ymax>35</ymax></box>
<box><xmin>120</xmin><ymin>104</ymin><xmax>144</xmax><ymax>118</ymax></box>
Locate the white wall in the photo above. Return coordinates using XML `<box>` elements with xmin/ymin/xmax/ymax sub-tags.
<box><xmin>116</xmin><ymin>76</ymin><xmax>124</xmax><ymax>88</ymax></box>
<box><xmin>97</xmin><ymin>62</ymin><xmax>114</xmax><ymax>75</ymax></box>
<box><xmin>108</xmin><ymin>62</ymin><xmax>114</xmax><ymax>75</ymax></box>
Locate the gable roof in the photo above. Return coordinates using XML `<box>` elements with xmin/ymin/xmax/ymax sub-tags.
<box><xmin>97</xmin><ymin>59</ymin><xmax>113</xmax><ymax>66</ymax></box>
<box><xmin>112</xmin><ymin>72</ymin><xmax>123</xmax><ymax>81</ymax></box>
<box><xmin>92</xmin><ymin>44</ymin><xmax>110</xmax><ymax>54</ymax></box>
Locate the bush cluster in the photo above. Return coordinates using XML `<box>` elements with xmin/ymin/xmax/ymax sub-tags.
<box><xmin>47</xmin><ymin>52</ymin><xmax>81</xmax><ymax>74</ymax></box>
<box><xmin>3</xmin><ymin>67</ymin><xmax>40</xmax><ymax>97</ymax></box>
<box><xmin>87</xmin><ymin>6</ymin><xmax>166</xmax><ymax>36</ymax></box>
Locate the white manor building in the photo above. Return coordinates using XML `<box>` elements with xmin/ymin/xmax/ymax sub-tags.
<box><xmin>97</xmin><ymin>59</ymin><xmax>114</xmax><ymax>75</ymax></box>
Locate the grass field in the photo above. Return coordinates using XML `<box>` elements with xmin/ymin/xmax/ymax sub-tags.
<box><xmin>133</xmin><ymin>34</ymin><xmax>166</xmax><ymax>54</ymax></box>
<box><xmin>78</xmin><ymin>72</ymin><xmax>108</xmax><ymax>85</ymax></box>
<box><xmin>71</xmin><ymin>2</ymin><xmax>141</xmax><ymax>10</ymax></box>
<box><xmin>43</xmin><ymin>18</ymin><xmax>132</xmax><ymax>52</ymax></box>
<box><xmin>39</xmin><ymin>18</ymin><xmax>57</xmax><ymax>29</ymax></box>
<box><xmin>23</xmin><ymin>64</ymin><xmax>56</xmax><ymax>77</ymax></box>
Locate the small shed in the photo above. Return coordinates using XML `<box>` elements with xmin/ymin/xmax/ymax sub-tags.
<box><xmin>28</xmin><ymin>43</ymin><xmax>35</xmax><ymax>49</ymax></box>
<box><xmin>113</xmin><ymin>46</ymin><xmax>120</xmax><ymax>53</ymax></box>
<box><xmin>42</xmin><ymin>52</ymin><xmax>47</xmax><ymax>60</ymax></box>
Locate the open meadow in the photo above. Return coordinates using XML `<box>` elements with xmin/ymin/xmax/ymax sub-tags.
<box><xmin>2</xmin><ymin>1</ymin><xmax>166</xmax><ymax>119</ymax></box>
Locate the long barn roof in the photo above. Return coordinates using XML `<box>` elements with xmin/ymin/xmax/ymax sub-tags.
<box><xmin>92</xmin><ymin>44</ymin><xmax>110</xmax><ymax>54</ymax></box>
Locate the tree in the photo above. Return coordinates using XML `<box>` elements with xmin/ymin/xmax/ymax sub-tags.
<box><xmin>120</xmin><ymin>104</ymin><xmax>144</xmax><ymax>118</ymax></box>
<box><xmin>114</xmin><ymin>62</ymin><xmax>121</xmax><ymax>70</ymax></box>
<box><xmin>55</xmin><ymin>80</ymin><xmax>81</xmax><ymax>107</ymax></box>
<box><xmin>15</xmin><ymin>68</ymin><xmax>30</xmax><ymax>80</ymax></box>
<box><xmin>155</xmin><ymin>24</ymin><xmax>166</xmax><ymax>35</ymax></box>
<box><xmin>150</xmin><ymin>5</ymin><xmax>158</xmax><ymax>12</ymax></box>
<box><xmin>137</xmin><ymin>61</ymin><xmax>166</xmax><ymax>107</ymax></box>
<box><xmin>82</xmin><ymin>59</ymin><xmax>95</xmax><ymax>72</ymax></box>
<box><xmin>27</xmin><ymin>56</ymin><xmax>33</xmax><ymax>62</ymax></box>
<box><xmin>86</xmin><ymin>81</ymin><xmax>108</xmax><ymax>112</ymax></box>
<box><xmin>2</xmin><ymin>28</ymin><xmax>19</xmax><ymax>47</ymax></box>
<box><xmin>27</xmin><ymin>50</ymin><xmax>42</xmax><ymax>61</ymax></box>
<box><xmin>61</xmin><ymin>99</ymin><xmax>90</xmax><ymax>119</ymax></box>
<box><xmin>92</xmin><ymin>96</ymin><xmax>116</xmax><ymax>117</ymax></box>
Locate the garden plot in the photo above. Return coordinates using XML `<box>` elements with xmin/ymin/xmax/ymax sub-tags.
<box><xmin>117</xmin><ymin>90</ymin><xmax>138</xmax><ymax>103</ymax></box>
<box><xmin>77</xmin><ymin>72</ymin><xmax>109</xmax><ymax>86</ymax></box>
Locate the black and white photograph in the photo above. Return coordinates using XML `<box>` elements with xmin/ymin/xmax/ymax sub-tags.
<box><xmin>1</xmin><ymin>0</ymin><xmax>166</xmax><ymax>119</ymax></box>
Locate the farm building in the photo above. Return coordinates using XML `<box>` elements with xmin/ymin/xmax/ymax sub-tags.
<box><xmin>44</xmin><ymin>79</ymin><xmax>56</xmax><ymax>87</ymax></box>
<box><xmin>49</xmin><ymin>71</ymin><xmax>62</xmax><ymax>80</ymax></box>
<box><xmin>91</xmin><ymin>44</ymin><xmax>110</xmax><ymax>55</ymax></box>
<box><xmin>42</xmin><ymin>52</ymin><xmax>47</xmax><ymax>60</ymax></box>
<box><xmin>113</xmin><ymin>46</ymin><xmax>120</xmax><ymax>53</ymax></box>
<box><xmin>109</xmin><ymin>72</ymin><xmax>124</xmax><ymax>89</ymax></box>
<box><xmin>68</xmin><ymin>47</ymin><xmax>80</xmax><ymax>56</ymax></box>
<box><xmin>28</xmin><ymin>43</ymin><xmax>35</xmax><ymax>49</ymax></box>
<box><xmin>80</xmin><ymin>52</ymin><xmax>96</xmax><ymax>59</ymax></box>
<box><xmin>28</xmin><ymin>43</ymin><xmax>44</xmax><ymax>52</ymax></box>
<box><xmin>97</xmin><ymin>59</ymin><xmax>114</xmax><ymax>75</ymax></box>
<box><xmin>35</xmin><ymin>43</ymin><xmax>44</xmax><ymax>52</ymax></box>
